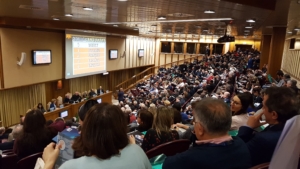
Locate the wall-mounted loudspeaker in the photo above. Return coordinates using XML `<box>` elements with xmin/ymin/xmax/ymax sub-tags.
<box><xmin>121</xmin><ymin>51</ymin><xmax>126</xmax><ymax>58</ymax></box>
<box><xmin>17</xmin><ymin>52</ymin><xmax>26</xmax><ymax>66</ymax></box>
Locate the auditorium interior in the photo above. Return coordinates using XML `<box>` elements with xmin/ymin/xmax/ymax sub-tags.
<box><xmin>0</xmin><ymin>0</ymin><xmax>300</xmax><ymax>168</ymax></box>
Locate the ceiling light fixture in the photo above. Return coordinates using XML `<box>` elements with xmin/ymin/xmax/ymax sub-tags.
<box><xmin>157</xmin><ymin>16</ymin><xmax>166</xmax><ymax>20</ymax></box>
<box><xmin>245</xmin><ymin>26</ymin><xmax>252</xmax><ymax>29</ymax></box>
<box><xmin>204</xmin><ymin>10</ymin><xmax>215</xmax><ymax>14</ymax></box>
<box><xmin>287</xmin><ymin>32</ymin><xmax>292</xmax><ymax>34</ymax></box>
<box><xmin>117</xmin><ymin>0</ymin><xmax>128</xmax><ymax>1</ymax></box>
<box><xmin>246</xmin><ymin>19</ymin><xmax>255</xmax><ymax>23</ymax></box>
<box><xmin>203</xmin><ymin>29</ymin><xmax>208</xmax><ymax>31</ymax></box>
<box><xmin>65</xmin><ymin>14</ymin><xmax>73</xmax><ymax>17</ymax></box>
<box><xmin>133</xmin><ymin>28</ymin><xmax>139</xmax><ymax>30</ymax></box>
<box><xmin>294</xmin><ymin>28</ymin><xmax>300</xmax><ymax>31</ymax></box>
<box><xmin>113</xmin><ymin>25</ymin><xmax>118</xmax><ymax>27</ymax></box>
<box><xmin>83</xmin><ymin>7</ymin><xmax>93</xmax><ymax>11</ymax></box>
<box><xmin>244</xmin><ymin>30</ymin><xmax>250</xmax><ymax>32</ymax></box>
<box><xmin>53</xmin><ymin>18</ymin><xmax>59</xmax><ymax>20</ymax></box>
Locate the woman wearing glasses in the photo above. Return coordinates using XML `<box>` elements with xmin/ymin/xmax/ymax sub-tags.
<box><xmin>230</xmin><ymin>92</ymin><xmax>254</xmax><ymax>130</ymax></box>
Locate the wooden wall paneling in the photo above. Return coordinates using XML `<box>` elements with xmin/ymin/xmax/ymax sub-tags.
<box><xmin>45</xmin><ymin>82</ymin><xmax>54</xmax><ymax>104</ymax></box>
<box><xmin>164</xmin><ymin>54</ymin><xmax>167</xmax><ymax>68</ymax></box>
<box><xmin>1</xmin><ymin>28</ymin><xmax>64</xmax><ymax>88</ymax></box>
<box><xmin>124</xmin><ymin>38</ymin><xmax>126</xmax><ymax>69</ymax></box>
<box><xmin>268</xmin><ymin>27</ymin><xmax>286</xmax><ymax>77</ymax></box>
<box><xmin>142</xmin><ymin>38</ymin><xmax>145</xmax><ymax>66</ymax></box>
<box><xmin>126</xmin><ymin>38</ymin><xmax>130</xmax><ymax>68</ymax></box>
<box><xmin>171</xmin><ymin>42</ymin><xmax>174</xmax><ymax>53</ymax></box>
<box><xmin>177</xmin><ymin>54</ymin><xmax>179</xmax><ymax>65</ymax></box>
<box><xmin>297</xmin><ymin>51</ymin><xmax>300</xmax><ymax>78</ymax></box>
<box><xmin>0</xmin><ymin>34</ymin><xmax>4</xmax><ymax>89</ymax></box>
<box><xmin>134</xmin><ymin>37</ymin><xmax>138</xmax><ymax>67</ymax></box>
<box><xmin>260</xmin><ymin>35</ymin><xmax>272</xmax><ymax>69</ymax></box>
<box><xmin>129</xmin><ymin>37</ymin><xmax>132</xmax><ymax>68</ymax></box>
<box><xmin>138</xmin><ymin>37</ymin><xmax>141</xmax><ymax>67</ymax></box>
<box><xmin>183</xmin><ymin>43</ymin><xmax>187</xmax><ymax>54</ymax></box>
<box><xmin>171</xmin><ymin>54</ymin><xmax>173</xmax><ymax>64</ymax></box>
<box><xmin>196</xmin><ymin>43</ymin><xmax>200</xmax><ymax>54</ymax></box>
<box><xmin>150</xmin><ymin>39</ymin><xmax>153</xmax><ymax>64</ymax></box>
<box><xmin>146</xmin><ymin>39</ymin><xmax>149</xmax><ymax>65</ymax></box>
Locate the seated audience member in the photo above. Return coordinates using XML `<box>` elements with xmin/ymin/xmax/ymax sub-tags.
<box><xmin>63</xmin><ymin>93</ymin><xmax>71</xmax><ymax>103</ymax></box>
<box><xmin>88</xmin><ymin>89</ymin><xmax>96</xmax><ymax>98</ymax></box>
<box><xmin>172</xmin><ymin>102</ymin><xmax>189</xmax><ymax>123</ymax></box>
<box><xmin>287</xmin><ymin>79</ymin><xmax>299</xmax><ymax>95</ymax></box>
<box><xmin>131</xmin><ymin>109</ymin><xmax>154</xmax><ymax>132</ymax></box>
<box><xmin>13</xmin><ymin>109</ymin><xmax>64</xmax><ymax>159</ymax></box>
<box><xmin>78</xmin><ymin>100</ymin><xmax>98</xmax><ymax>125</ymax></box>
<box><xmin>97</xmin><ymin>86</ymin><xmax>104</xmax><ymax>95</ymax></box>
<box><xmin>272</xmin><ymin>71</ymin><xmax>285</xmax><ymax>87</ymax></box>
<box><xmin>252</xmin><ymin>87</ymin><xmax>263</xmax><ymax>111</ymax></box>
<box><xmin>125</xmin><ymin>109</ymin><xmax>136</xmax><ymax>123</ymax></box>
<box><xmin>71</xmin><ymin>92</ymin><xmax>81</xmax><ymax>102</ymax></box>
<box><xmin>49</xmin><ymin>99</ymin><xmax>57</xmax><ymax>110</ymax></box>
<box><xmin>230</xmin><ymin>93</ymin><xmax>253</xmax><ymax>130</ymax></box>
<box><xmin>37</xmin><ymin>103</ymin><xmax>46</xmax><ymax>113</ymax></box>
<box><xmin>163</xmin><ymin>98</ymin><xmax>251</xmax><ymax>169</ymax></box>
<box><xmin>223</xmin><ymin>92</ymin><xmax>231</xmax><ymax>106</ymax></box>
<box><xmin>57</xmin><ymin>96</ymin><xmax>63</xmax><ymax>107</ymax></box>
<box><xmin>172</xmin><ymin>108</ymin><xmax>182</xmax><ymax>124</ymax></box>
<box><xmin>0</xmin><ymin>124</ymin><xmax>23</xmax><ymax>150</ymax></box>
<box><xmin>238</xmin><ymin>87</ymin><xmax>300</xmax><ymax>166</ymax></box>
<box><xmin>43</xmin><ymin>103</ymin><xmax>151</xmax><ymax>169</ymax></box>
<box><xmin>141</xmin><ymin>107</ymin><xmax>179</xmax><ymax>152</ymax></box>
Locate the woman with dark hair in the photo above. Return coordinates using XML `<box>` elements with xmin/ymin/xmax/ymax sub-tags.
<box><xmin>37</xmin><ymin>103</ymin><xmax>46</xmax><ymax>113</ymax></box>
<box><xmin>140</xmin><ymin>107</ymin><xmax>179</xmax><ymax>152</ymax></box>
<box><xmin>43</xmin><ymin>103</ymin><xmax>151</xmax><ymax>169</ymax></box>
<box><xmin>136</xmin><ymin>109</ymin><xmax>153</xmax><ymax>132</ymax></box>
<box><xmin>230</xmin><ymin>92</ymin><xmax>254</xmax><ymax>130</ymax></box>
<box><xmin>13</xmin><ymin>109</ymin><xmax>64</xmax><ymax>159</ymax></box>
<box><xmin>78</xmin><ymin>99</ymin><xmax>98</xmax><ymax>125</ymax></box>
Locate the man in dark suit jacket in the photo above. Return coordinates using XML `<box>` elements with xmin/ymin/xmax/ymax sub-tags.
<box><xmin>97</xmin><ymin>86</ymin><xmax>104</xmax><ymax>95</ymax></box>
<box><xmin>238</xmin><ymin>87</ymin><xmax>299</xmax><ymax>166</ymax></box>
<box><xmin>163</xmin><ymin>98</ymin><xmax>251</xmax><ymax>169</ymax></box>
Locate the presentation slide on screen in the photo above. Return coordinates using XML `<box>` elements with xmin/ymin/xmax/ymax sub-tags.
<box><xmin>65</xmin><ymin>32</ymin><xmax>106</xmax><ymax>79</ymax></box>
<box><xmin>33</xmin><ymin>51</ymin><xmax>51</xmax><ymax>64</ymax></box>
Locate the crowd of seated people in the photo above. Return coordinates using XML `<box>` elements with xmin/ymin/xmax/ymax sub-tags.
<box><xmin>0</xmin><ymin>49</ymin><xmax>299</xmax><ymax>169</ymax></box>
<box><xmin>43</xmin><ymin>86</ymin><xmax>108</xmax><ymax>112</ymax></box>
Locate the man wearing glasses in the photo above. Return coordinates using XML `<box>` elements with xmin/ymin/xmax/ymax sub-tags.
<box><xmin>163</xmin><ymin>98</ymin><xmax>251</xmax><ymax>169</ymax></box>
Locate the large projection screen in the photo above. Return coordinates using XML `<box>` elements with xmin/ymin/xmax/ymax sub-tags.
<box><xmin>65</xmin><ymin>31</ymin><xmax>106</xmax><ymax>79</ymax></box>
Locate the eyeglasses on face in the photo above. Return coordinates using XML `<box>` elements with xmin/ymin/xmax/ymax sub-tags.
<box><xmin>231</xmin><ymin>100</ymin><xmax>241</xmax><ymax>105</ymax></box>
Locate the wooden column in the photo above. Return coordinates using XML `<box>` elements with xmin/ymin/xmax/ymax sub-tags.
<box><xmin>268</xmin><ymin>27</ymin><xmax>286</xmax><ymax>77</ymax></box>
<box><xmin>209</xmin><ymin>44</ymin><xmax>213</xmax><ymax>56</ymax></box>
<box><xmin>260</xmin><ymin>35</ymin><xmax>272</xmax><ymax>69</ymax></box>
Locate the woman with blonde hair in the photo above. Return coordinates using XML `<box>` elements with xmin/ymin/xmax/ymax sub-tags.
<box><xmin>141</xmin><ymin>107</ymin><xmax>179</xmax><ymax>152</ymax></box>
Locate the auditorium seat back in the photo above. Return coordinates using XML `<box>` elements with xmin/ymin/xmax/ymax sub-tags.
<box><xmin>17</xmin><ymin>152</ymin><xmax>42</xmax><ymax>169</ymax></box>
<box><xmin>146</xmin><ymin>139</ymin><xmax>190</xmax><ymax>159</ymax></box>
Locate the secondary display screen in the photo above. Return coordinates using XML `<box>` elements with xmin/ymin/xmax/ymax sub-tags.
<box><xmin>109</xmin><ymin>50</ymin><xmax>118</xmax><ymax>59</ymax></box>
<box><xmin>60</xmin><ymin>111</ymin><xmax>68</xmax><ymax>118</ymax></box>
<box><xmin>65</xmin><ymin>32</ymin><xmax>106</xmax><ymax>79</ymax></box>
<box><xmin>32</xmin><ymin>50</ymin><xmax>52</xmax><ymax>65</ymax></box>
